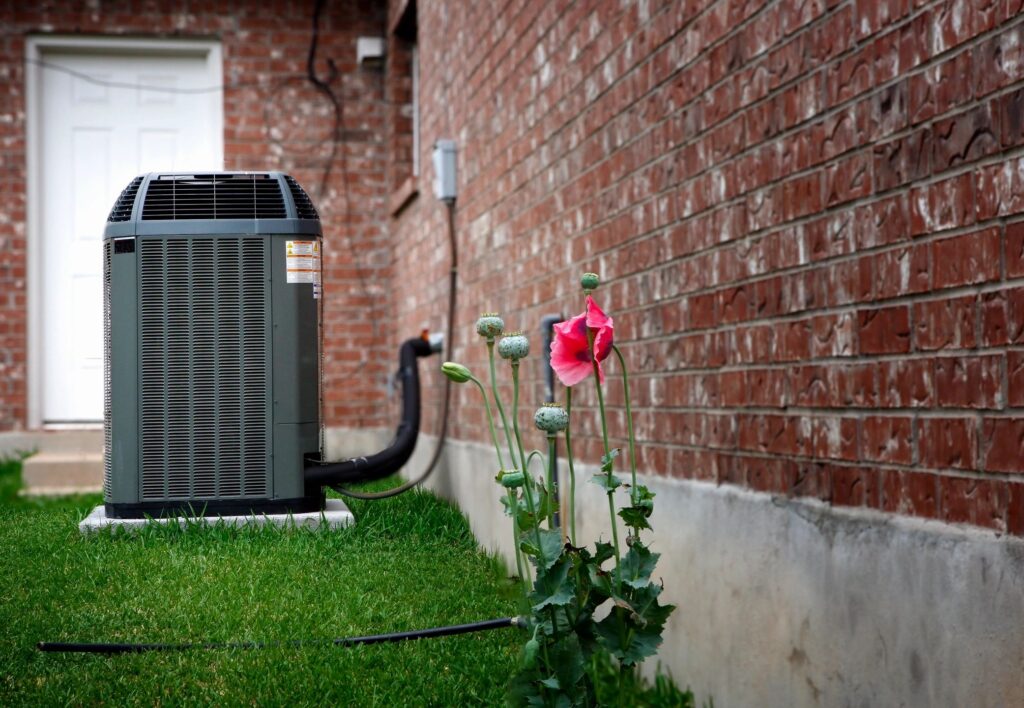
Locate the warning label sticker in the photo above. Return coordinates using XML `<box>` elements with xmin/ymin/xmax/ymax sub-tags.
<box><xmin>286</xmin><ymin>240</ymin><xmax>321</xmax><ymax>293</ymax></box>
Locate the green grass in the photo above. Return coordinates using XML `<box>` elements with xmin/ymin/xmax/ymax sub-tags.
<box><xmin>0</xmin><ymin>458</ymin><xmax>522</xmax><ymax>705</ymax></box>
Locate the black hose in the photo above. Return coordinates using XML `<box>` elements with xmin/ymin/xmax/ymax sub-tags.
<box><xmin>305</xmin><ymin>336</ymin><xmax>433</xmax><ymax>485</ymax></box>
<box><xmin>331</xmin><ymin>199</ymin><xmax>458</xmax><ymax>499</ymax></box>
<box><xmin>38</xmin><ymin>616</ymin><xmax>523</xmax><ymax>655</ymax></box>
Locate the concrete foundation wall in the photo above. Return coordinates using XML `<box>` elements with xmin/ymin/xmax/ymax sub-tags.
<box><xmin>409</xmin><ymin>436</ymin><xmax>1024</xmax><ymax>708</ymax></box>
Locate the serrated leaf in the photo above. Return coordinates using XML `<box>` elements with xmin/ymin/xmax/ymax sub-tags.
<box><xmin>589</xmin><ymin>472</ymin><xmax>623</xmax><ymax>491</ymax></box>
<box><xmin>539</xmin><ymin>677</ymin><xmax>561</xmax><ymax>690</ymax></box>
<box><xmin>531</xmin><ymin>558</ymin><xmax>574</xmax><ymax>611</ymax></box>
<box><xmin>595</xmin><ymin>586</ymin><xmax>676</xmax><ymax>666</ymax></box>
<box><xmin>632</xmin><ymin>483</ymin><xmax>655</xmax><ymax>507</ymax></box>
<box><xmin>521</xmin><ymin>528</ymin><xmax>565</xmax><ymax>571</ymax></box>
<box><xmin>618</xmin><ymin>544</ymin><xmax>659</xmax><ymax>590</ymax></box>
<box><xmin>618</xmin><ymin>505</ymin><xmax>652</xmax><ymax>530</ymax></box>
<box><xmin>593</xmin><ymin>541</ymin><xmax>615</xmax><ymax>565</ymax></box>
<box><xmin>600</xmin><ymin>448</ymin><xmax>621</xmax><ymax>473</ymax></box>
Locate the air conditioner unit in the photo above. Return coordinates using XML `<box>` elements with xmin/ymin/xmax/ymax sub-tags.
<box><xmin>102</xmin><ymin>172</ymin><xmax>324</xmax><ymax>518</ymax></box>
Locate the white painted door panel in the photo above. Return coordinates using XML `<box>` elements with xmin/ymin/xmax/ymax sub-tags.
<box><xmin>40</xmin><ymin>50</ymin><xmax>222</xmax><ymax>422</ymax></box>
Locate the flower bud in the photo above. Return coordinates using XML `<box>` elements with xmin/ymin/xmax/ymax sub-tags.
<box><xmin>522</xmin><ymin>637</ymin><xmax>540</xmax><ymax>669</ymax></box>
<box><xmin>499</xmin><ymin>470</ymin><xmax>526</xmax><ymax>488</ymax></box>
<box><xmin>475</xmin><ymin>313</ymin><xmax>505</xmax><ymax>340</ymax></box>
<box><xmin>441</xmin><ymin>361</ymin><xmax>473</xmax><ymax>383</ymax></box>
<box><xmin>580</xmin><ymin>272</ymin><xmax>599</xmax><ymax>293</ymax></box>
<box><xmin>498</xmin><ymin>331</ymin><xmax>529</xmax><ymax>361</ymax></box>
<box><xmin>534</xmin><ymin>403</ymin><xmax>568</xmax><ymax>434</ymax></box>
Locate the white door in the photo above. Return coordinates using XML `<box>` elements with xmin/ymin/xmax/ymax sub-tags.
<box><xmin>38</xmin><ymin>47</ymin><xmax>223</xmax><ymax>423</ymax></box>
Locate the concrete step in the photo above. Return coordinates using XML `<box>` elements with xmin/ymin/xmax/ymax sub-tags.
<box><xmin>0</xmin><ymin>429</ymin><xmax>103</xmax><ymax>456</ymax></box>
<box><xmin>21</xmin><ymin>452</ymin><xmax>103</xmax><ymax>495</ymax></box>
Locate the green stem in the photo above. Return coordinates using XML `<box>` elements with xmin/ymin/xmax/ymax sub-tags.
<box><xmin>525</xmin><ymin>449</ymin><xmax>546</xmax><ymax>474</ymax></box>
<box><xmin>589</xmin><ymin>336</ymin><xmax>620</xmax><ymax>577</ymax></box>
<box><xmin>508</xmin><ymin>489</ymin><xmax>527</xmax><ymax>589</ymax></box>
<box><xmin>564</xmin><ymin>386</ymin><xmax>577</xmax><ymax>546</ymax></box>
<box><xmin>612</xmin><ymin>345</ymin><xmax>638</xmax><ymax>503</ymax></box>
<box><xmin>510</xmin><ymin>362</ymin><xmax>529</xmax><ymax>490</ymax></box>
<box><xmin>546</xmin><ymin>435</ymin><xmax>558</xmax><ymax>530</ymax></box>
<box><xmin>471</xmin><ymin>376</ymin><xmax>504</xmax><ymax>469</ymax></box>
<box><xmin>488</xmin><ymin>341</ymin><xmax>519</xmax><ymax>469</ymax></box>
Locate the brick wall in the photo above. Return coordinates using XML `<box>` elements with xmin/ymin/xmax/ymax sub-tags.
<box><xmin>0</xmin><ymin>0</ymin><xmax>390</xmax><ymax>431</ymax></box>
<box><xmin>392</xmin><ymin>0</ymin><xmax>1024</xmax><ymax>535</ymax></box>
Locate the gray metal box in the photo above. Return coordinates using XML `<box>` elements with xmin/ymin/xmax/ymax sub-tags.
<box><xmin>101</xmin><ymin>173</ymin><xmax>324</xmax><ymax>518</ymax></box>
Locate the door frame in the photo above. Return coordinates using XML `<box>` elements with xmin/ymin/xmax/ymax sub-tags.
<box><xmin>25</xmin><ymin>35</ymin><xmax>223</xmax><ymax>428</ymax></box>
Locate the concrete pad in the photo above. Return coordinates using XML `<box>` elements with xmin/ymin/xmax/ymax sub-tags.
<box><xmin>78</xmin><ymin>498</ymin><xmax>354</xmax><ymax>534</ymax></box>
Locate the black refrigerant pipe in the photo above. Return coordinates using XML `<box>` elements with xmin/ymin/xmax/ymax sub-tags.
<box><xmin>38</xmin><ymin>616</ymin><xmax>524</xmax><ymax>655</ymax></box>
<box><xmin>303</xmin><ymin>336</ymin><xmax>434</xmax><ymax>486</ymax></box>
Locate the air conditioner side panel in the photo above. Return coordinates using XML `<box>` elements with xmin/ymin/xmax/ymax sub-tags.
<box><xmin>270</xmin><ymin>234</ymin><xmax>321</xmax><ymax>500</ymax></box>
<box><xmin>109</xmin><ymin>240</ymin><xmax>139</xmax><ymax>505</ymax></box>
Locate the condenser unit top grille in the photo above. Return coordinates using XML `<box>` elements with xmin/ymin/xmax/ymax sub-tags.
<box><xmin>104</xmin><ymin>172</ymin><xmax>322</xmax><ymax>238</ymax></box>
<box><xmin>140</xmin><ymin>173</ymin><xmax>286</xmax><ymax>221</ymax></box>
<box><xmin>107</xmin><ymin>176</ymin><xmax>143</xmax><ymax>222</ymax></box>
<box><xmin>284</xmin><ymin>175</ymin><xmax>319</xmax><ymax>220</ymax></box>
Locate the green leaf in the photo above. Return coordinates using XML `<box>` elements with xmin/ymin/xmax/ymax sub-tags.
<box><xmin>525</xmin><ymin>530</ymin><xmax>565</xmax><ymax>577</ymax></box>
<box><xmin>589</xmin><ymin>473</ymin><xmax>623</xmax><ymax>492</ymax></box>
<box><xmin>632</xmin><ymin>483</ymin><xmax>656</xmax><ymax>508</ymax></box>
<box><xmin>593</xmin><ymin>541</ymin><xmax>615</xmax><ymax>565</ymax></box>
<box><xmin>600</xmin><ymin>448</ymin><xmax>621</xmax><ymax>473</ymax></box>
<box><xmin>595</xmin><ymin>585</ymin><xmax>676</xmax><ymax>666</ymax></box>
<box><xmin>618</xmin><ymin>544</ymin><xmax>659</xmax><ymax>590</ymax></box>
<box><xmin>539</xmin><ymin>677</ymin><xmax>561</xmax><ymax>690</ymax></box>
<box><xmin>531</xmin><ymin>558</ymin><xmax>574</xmax><ymax>611</ymax></box>
<box><xmin>618</xmin><ymin>505</ymin><xmax>652</xmax><ymax>531</ymax></box>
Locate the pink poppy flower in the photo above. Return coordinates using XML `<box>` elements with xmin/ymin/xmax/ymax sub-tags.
<box><xmin>550</xmin><ymin>296</ymin><xmax>614</xmax><ymax>386</ymax></box>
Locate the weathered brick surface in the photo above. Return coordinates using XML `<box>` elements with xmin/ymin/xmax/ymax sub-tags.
<box><xmin>391</xmin><ymin>0</ymin><xmax>1024</xmax><ymax>535</ymax></box>
<box><xmin>0</xmin><ymin>0</ymin><xmax>390</xmax><ymax>431</ymax></box>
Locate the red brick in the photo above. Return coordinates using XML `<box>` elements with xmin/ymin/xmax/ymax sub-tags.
<box><xmin>879</xmin><ymin>359</ymin><xmax>933</xmax><ymax>407</ymax></box>
<box><xmin>932</xmin><ymin>104</ymin><xmax>1001</xmax><ymax>170</ymax></box>
<box><xmin>873</xmin><ymin>128</ymin><xmax>931</xmax><ymax>191</ymax></box>
<box><xmin>995</xmin><ymin>89</ymin><xmax>1024</xmax><ymax>148</ymax></box>
<box><xmin>982</xmin><ymin>417</ymin><xmax>1024</xmax><ymax>472</ymax></box>
<box><xmin>933</xmin><ymin>355</ymin><xmax>1003</xmax><ymax>409</ymax></box>
<box><xmin>1007</xmin><ymin>221</ymin><xmax>1024</xmax><ymax>277</ymax></box>
<box><xmin>858</xmin><ymin>306</ymin><xmax>911</xmax><ymax>354</ymax></box>
<box><xmin>872</xmin><ymin>244</ymin><xmax>931</xmax><ymax>299</ymax></box>
<box><xmin>1009</xmin><ymin>482</ymin><xmax>1024</xmax><ymax>535</ymax></box>
<box><xmin>975</xmin><ymin>157</ymin><xmax>1024</xmax><ymax>220</ymax></box>
<box><xmin>939</xmin><ymin>476</ymin><xmax>1007</xmax><ymax>531</ymax></box>
<box><xmin>910</xmin><ymin>173</ymin><xmax>976</xmax><ymax>235</ymax></box>
<box><xmin>913</xmin><ymin>295</ymin><xmax>977</xmax><ymax>351</ymax></box>
<box><xmin>862</xmin><ymin>416</ymin><xmax>913</xmax><ymax>464</ymax></box>
<box><xmin>832</xmin><ymin>466</ymin><xmax>879</xmax><ymax>508</ymax></box>
<box><xmin>917</xmin><ymin>417</ymin><xmax>978</xmax><ymax>469</ymax></box>
<box><xmin>972</xmin><ymin>24</ymin><xmax>1024</xmax><ymax>98</ymax></box>
<box><xmin>879</xmin><ymin>470</ymin><xmax>939</xmax><ymax>518</ymax></box>
<box><xmin>1009</xmin><ymin>352</ymin><xmax>1024</xmax><ymax>407</ymax></box>
<box><xmin>980</xmin><ymin>287</ymin><xmax>1024</xmax><ymax>346</ymax></box>
<box><xmin>931</xmin><ymin>228</ymin><xmax>1001</xmax><ymax>290</ymax></box>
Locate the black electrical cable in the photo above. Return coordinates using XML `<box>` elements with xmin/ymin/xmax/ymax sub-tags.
<box><xmin>38</xmin><ymin>616</ymin><xmax>523</xmax><ymax>655</ymax></box>
<box><xmin>330</xmin><ymin>199</ymin><xmax>457</xmax><ymax>500</ymax></box>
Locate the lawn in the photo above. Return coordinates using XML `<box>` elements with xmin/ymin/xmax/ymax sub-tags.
<box><xmin>0</xmin><ymin>457</ymin><xmax>521</xmax><ymax>705</ymax></box>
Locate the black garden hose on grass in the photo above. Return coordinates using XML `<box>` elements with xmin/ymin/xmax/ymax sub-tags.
<box><xmin>39</xmin><ymin>616</ymin><xmax>524</xmax><ymax>655</ymax></box>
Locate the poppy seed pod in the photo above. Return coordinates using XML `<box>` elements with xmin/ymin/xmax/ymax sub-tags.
<box><xmin>500</xmin><ymin>470</ymin><xmax>526</xmax><ymax>488</ymax></box>
<box><xmin>498</xmin><ymin>332</ymin><xmax>530</xmax><ymax>361</ymax></box>
<box><xmin>580</xmin><ymin>272</ymin><xmax>599</xmax><ymax>292</ymax></box>
<box><xmin>534</xmin><ymin>403</ymin><xmax>568</xmax><ymax>434</ymax></box>
<box><xmin>475</xmin><ymin>313</ymin><xmax>505</xmax><ymax>339</ymax></box>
